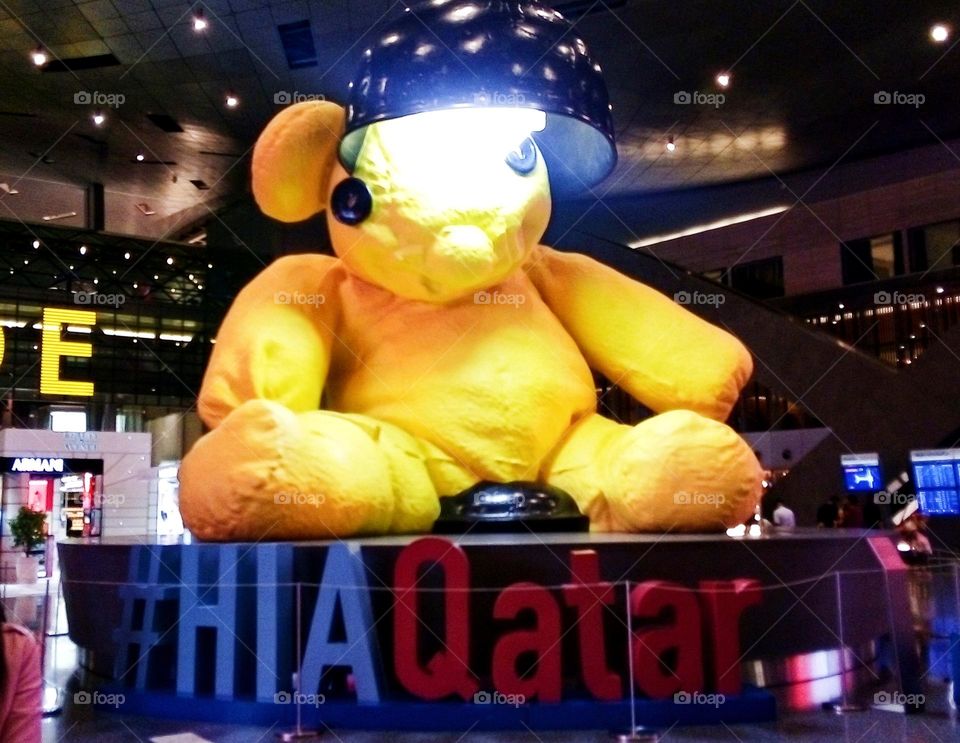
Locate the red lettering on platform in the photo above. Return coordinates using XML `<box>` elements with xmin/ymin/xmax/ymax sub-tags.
<box><xmin>390</xmin><ymin>539</ymin><xmax>763</xmax><ymax>703</ymax></box>
<box><xmin>629</xmin><ymin>581</ymin><xmax>704</xmax><ymax>697</ymax></box>
<box><xmin>393</xmin><ymin>537</ymin><xmax>478</xmax><ymax>700</ymax></box>
<box><xmin>699</xmin><ymin>579</ymin><xmax>762</xmax><ymax>695</ymax></box>
<box><xmin>562</xmin><ymin>550</ymin><xmax>621</xmax><ymax>700</ymax></box>
<box><xmin>492</xmin><ymin>582</ymin><xmax>562</xmax><ymax>702</ymax></box>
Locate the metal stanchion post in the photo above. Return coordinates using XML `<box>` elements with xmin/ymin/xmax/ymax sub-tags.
<box><xmin>277</xmin><ymin>581</ymin><xmax>321</xmax><ymax>741</ymax></box>
<box><xmin>832</xmin><ymin>571</ymin><xmax>864</xmax><ymax>713</ymax></box>
<box><xmin>616</xmin><ymin>581</ymin><xmax>659</xmax><ymax>743</ymax></box>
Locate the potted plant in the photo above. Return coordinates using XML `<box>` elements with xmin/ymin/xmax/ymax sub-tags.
<box><xmin>9</xmin><ymin>507</ymin><xmax>46</xmax><ymax>584</ymax></box>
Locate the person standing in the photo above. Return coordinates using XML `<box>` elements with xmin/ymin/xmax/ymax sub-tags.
<box><xmin>772</xmin><ymin>499</ymin><xmax>796</xmax><ymax>530</ymax></box>
<box><xmin>0</xmin><ymin>604</ymin><xmax>42</xmax><ymax>742</ymax></box>
<box><xmin>816</xmin><ymin>495</ymin><xmax>840</xmax><ymax>527</ymax></box>
<box><xmin>839</xmin><ymin>495</ymin><xmax>864</xmax><ymax>528</ymax></box>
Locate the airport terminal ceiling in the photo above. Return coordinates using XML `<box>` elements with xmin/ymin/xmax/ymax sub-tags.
<box><xmin>0</xmin><ymin>1</ymin><xmax>959</xmax><ymax>238</ymax></box>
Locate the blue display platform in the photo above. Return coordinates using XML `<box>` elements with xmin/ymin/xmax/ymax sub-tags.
<box><xmin>93</xmin><ymin>686</ymin><xmax>776</xmax><ymax>730</ymax></box>
<box><xmin>58</xmin><ymin>530</ymin><xmax>922</xmax><ymax>729</ymax></box>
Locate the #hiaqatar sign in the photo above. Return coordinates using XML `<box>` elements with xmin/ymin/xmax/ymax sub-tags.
<box><xmin>113</xmin><ymin>538</ymin><xmax>762</xmax><ymax>712</ymax></box>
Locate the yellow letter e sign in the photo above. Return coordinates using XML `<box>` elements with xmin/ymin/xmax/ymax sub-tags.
<box><xmin>40</xmin><ymin>307</ymin><xmax>95</xmax><ymax>396</ymax></box>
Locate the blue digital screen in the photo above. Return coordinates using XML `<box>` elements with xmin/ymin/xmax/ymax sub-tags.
<box><xmin>918</xmin><ymin>490</ymin><xmax>960</xmax><ymax>516</ymax></box>
<box><xmin>914</xmin><ymin>462</ymin><xmax>958</xmax><ymax>489</ymax></box>
<box><xmin>843</xmin><ymin>465</ymin><xmax>881</xmax><ymax>492</ymax></box>
<box><xmin>911</xmin><ymin>450</ymin><xmax>960</xmax><ymax>516</ymax></box>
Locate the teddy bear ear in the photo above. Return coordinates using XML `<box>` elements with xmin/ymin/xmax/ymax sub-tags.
<box><xmin>251</xmin><ymin>100</ymin><xmax>345</xmax><ymax>223</ymax></box>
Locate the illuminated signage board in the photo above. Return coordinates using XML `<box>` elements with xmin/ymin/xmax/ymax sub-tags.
<box><xmin>39</xmin><ymin>308</ymin><xmax>95</xmax><ymax>397</ymax></box>
<box><xmin>2</xmin><ymin>457</ymin><xmax>104</xmax><ymax>475</ymax></box>
<box><xmin>10</xmin><ymin>457</ymin><xmax>63</xmax><ymax>473</ymax></box>
<box><xmin>0</xmin><ymin>307</ymin><xmax>97</xmax><ymax>398</ymax></box>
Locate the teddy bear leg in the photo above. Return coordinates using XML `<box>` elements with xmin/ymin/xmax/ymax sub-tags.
<box><xmin>179</xmin><ymin>399</ymin><xmax>445</xmax><ymax>540</ymax></box>
<box><xmin>541</xmin><ymin>410</ymin><xmax>761</xmax><ymax>532</ymax></box>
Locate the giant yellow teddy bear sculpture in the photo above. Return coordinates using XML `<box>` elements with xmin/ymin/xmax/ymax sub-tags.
<box><xmin>179</xmin><ymin>100</ymin><xmax>762</xmax><ymax>541</ymax></box>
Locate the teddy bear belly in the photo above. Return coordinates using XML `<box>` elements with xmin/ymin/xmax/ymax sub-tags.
<box><xmin>326</xmin><ymin>288</ymin><xmax>597</xmax><ymax>482</ymax></box>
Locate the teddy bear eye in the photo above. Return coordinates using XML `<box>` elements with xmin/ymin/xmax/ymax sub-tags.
<box><xmin>505</xmin><ymin>137</ymin><xmax>537</xmax><ymax>175</ymax></box>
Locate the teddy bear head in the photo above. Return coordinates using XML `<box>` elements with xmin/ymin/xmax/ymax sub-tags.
<box><xmin>251</xmin><ymin>1</ymin><xmax>616</xmax><ymax>304</ymax></box>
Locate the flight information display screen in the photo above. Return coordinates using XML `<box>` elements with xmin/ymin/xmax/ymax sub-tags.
<box><xmin>911</xmin><ymin>450</ymin><xmax>960</xmax><ymax>516</ymax></box>
<box><xmin>841</xmin><ymin>453</ymin><xmax>882</xmax><ymax>492</ymax></box>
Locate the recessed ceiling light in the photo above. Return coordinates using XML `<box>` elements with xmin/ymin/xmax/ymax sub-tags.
<box><xmin>92</xmin><ymin>111</ymin><xmax>105</xmax><ymax>126</ymax></box>
<box><xmin>225</xmin><ymin>93</ymin><xmax>239</xmax><ymax>108</ymax></box>
<box><xmin>193</xmin><ymin>9</ymin><xmax>208</xmax><ymax>32</ymax></box>
<box><xmin>79</xmin><ymin>245</ymin><xmax>87</xmax><ymax>255</ymax></box>
<box><xmin>936</xmin><ymin>286</ymin><xmax>945</xmax><ymax>294</ymax></box>
<box><xmin>666</xmin><ymin>135</ymin><xmax>676</xmax><ymax>152</ymax></box>
<box><xmin>931</xmin><ymin>23</ymin><xmax>950</xmax><ymax>43</ymax></box>
<box><xmin>135</xmin><ymin>152</ymin><xmax>145</xmax><ymax>162</ymax></box>
<box><xmin>31</xmin><ymin>47</ymin><xmax>48</xmax><ymax>66</ymax></box>
<box><xmin>166</xmin><ymin>256</ymin><xmax>174</xmax><ymax>265</ymax></box>
<box><xmin>716</xmin><ymin>72</ymin><xmax>731</xmax><ymax>88</ymax></box>
<box><xmin>124</xmin><ymin>252</ymin><xmax>130</xmax><ymax>260</ymax></box>
<box><xmin>32</xmin><ymin>240</ymin><xmax>39</xmax><ymax>249</ymax></box>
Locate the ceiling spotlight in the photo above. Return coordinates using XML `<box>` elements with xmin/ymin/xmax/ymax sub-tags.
<box><xmin>166</xmin><ymin>256</ymin><xmax>174</xmax><ymax>265</ymax></box>
<box><xmin>32</xmin><ymin>240</ymin><xmax>40</xmax><ymax>249</ymax></box>
<box><xmin>666</xmin><ymin>135</ymin><xmax>676</xmax><ymax>152</ymax></box>
<box><xmin>92</xmin><ymin>111</ymin><xmax>105</xmax><ymax>126</ymax></box>
<box><xmin>931</xmin><ymin>23</ymin><xmax>950</xmax><ymax>43</ymax></box>
<box><xmin>936</xmin><ymin>286</ymin><xmax>945</xmax><ymax>294</ymax></box>
<box><xmin>79</xmin><ymin>245</ymin><xmax>87</xmax><ymax>255</ymax></box>
<box><xmin>716</xmin><ymin>72</ymin><xmax>731</xmax><ymax>88</ymax></box>
<box><xmin>124</xmin><ymin>252</ymin><xmax>131</xmax><ymax>260</ymax></box>
<box><xmin>225</xmin><ymin>93</ymin><xmax>239</xmax><ymax>108</ymax></box>
<box><xmin>135</xmin><ymin>151</ymin><xmax>145</xmax><ymax>162</ymax></box>
<box><xmin>193</xmin><ymin>9</ymin><xmax>208</xmax><ymax>32</ymax></box>
<box><xmin>31</xmin><ymin>47</ymin><xmax>48</xmax><ymax>66</ymax></box>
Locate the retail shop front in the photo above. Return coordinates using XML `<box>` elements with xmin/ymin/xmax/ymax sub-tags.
<box><xmin>2</xmin><ymin>455</ymin><xmax>104</xmax><ymax>540</ymax></box>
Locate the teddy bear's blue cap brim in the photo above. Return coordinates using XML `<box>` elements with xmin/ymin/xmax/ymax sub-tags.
<box><xmin>339</xmin><ymin>0</ymin><xmax>617</xmax><ymax>196</ymax></box>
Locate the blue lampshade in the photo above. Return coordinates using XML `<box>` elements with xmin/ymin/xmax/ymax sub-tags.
<box><xmin>341</xmin><ymin>1</ymin><xmax>617</xmax><ymax>196</ymax></box>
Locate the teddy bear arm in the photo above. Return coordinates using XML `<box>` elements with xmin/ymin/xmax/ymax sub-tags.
<box><xmin>198</xmin><ymin>254</ymin><xmax>341</xmax><ymax>429</ymax></box>
<box><xmin>524</xmin><ymin>245</ymin><xmax>752</xmax><ymax>421</ymax></box>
